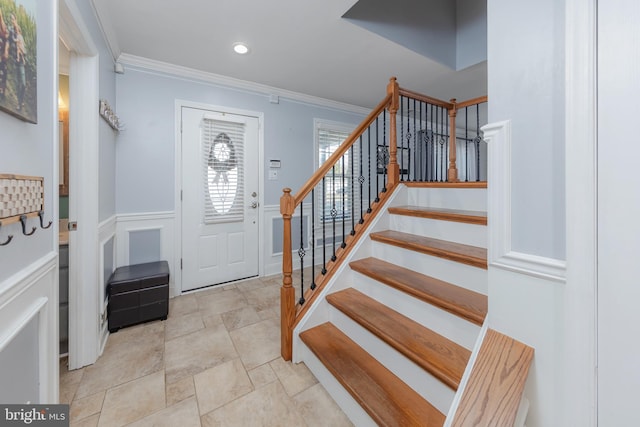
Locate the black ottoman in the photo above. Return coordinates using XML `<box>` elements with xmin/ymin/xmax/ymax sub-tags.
<box><xmin>107</xmin><ymin>261</ymin><xmax>170</xmax><ymax>332</ymax></box>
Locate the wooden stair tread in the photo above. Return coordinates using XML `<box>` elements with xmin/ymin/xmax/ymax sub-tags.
<box><xmin>452</xmin><ymin>329</ymin><xmax>534</xmax><ymax>427</ymax></box>
<box><xmin>301</xmin><ymin>322</ymin><xmax>445</xmax><ymax>427</ymax></box>
<box><xmin>370</xmin><ymin>230</ymin><xmax>488</xmax><ymax>269</ymax></box>
<box><xmin>389</xmin><ymin>206</ymin><xmax>487</xmax><ymax>225</ymax></box>
<box><xmin>327</xmin><ymin>288</ymin><xmax>471</xmax><ymax>390</ymax></box>
<box><xmin>350</xmin><ymin>257</ymin><xmax>487</xmax><ymax>325</ymax></box>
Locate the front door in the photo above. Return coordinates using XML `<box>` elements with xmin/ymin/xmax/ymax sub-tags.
<box><xmin>181</xmin><ymin>106</ymin><xmax>260</xmax><ymax>291</ymax></box>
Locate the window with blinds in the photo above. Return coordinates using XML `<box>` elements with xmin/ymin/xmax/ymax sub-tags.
<box><xmin>315</xmin><ymin>121</ymin><xmax>358</xmax><ymax>222</ymax></box>
<box><xmin>202</xmin><ymin>118</ymin><xmax>245</xmax><ymax>223</ymax></box>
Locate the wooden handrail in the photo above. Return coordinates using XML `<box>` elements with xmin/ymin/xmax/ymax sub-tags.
<box><xmin>291</xmin><ymin>93</ymin><xmax>392</xmax><ymax>208</ymax></box>
<box><xmin>398</xmin><ymin>88</ymin><xmax>454</xmax><ymax>109</ymax></box>
<box><xmin>455</xmin><ymin>95</ymin><xmax>488</xmax><ymax>109</ymax></box>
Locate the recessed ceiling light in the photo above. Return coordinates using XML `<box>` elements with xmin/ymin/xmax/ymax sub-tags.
<box><xmin>233</xmin><ymin>43</ymin><xmax>249</xmax><ymax>55</ymax></box>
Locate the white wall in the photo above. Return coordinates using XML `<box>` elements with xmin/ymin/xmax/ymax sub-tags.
<box><xmin>597</xmin><ymin>0</ymin><xmax>640</xmax><ymax>424</ymax></box>
<box><xmin>0</xmin><ymin>1</ymin><xmax>58</xmax><ymax>404</ymax></box>
<box><xmin>487</xmin><ymin>0</ymin><xmax>565</xmax><ymax>260</ymax></box>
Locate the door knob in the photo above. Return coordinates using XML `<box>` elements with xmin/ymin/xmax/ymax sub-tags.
<box><xmin>250</xmin><ymin>202</ymin><xmax>258</xmax><ymax>209</ymax></box>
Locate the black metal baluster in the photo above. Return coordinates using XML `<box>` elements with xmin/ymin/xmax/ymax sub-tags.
<box><xmin>446</xmin><ymin>105</ymin><xmax>449</xmax><ymax>182</ymax></box>
<box><xmin>299</xmin><ymin>203</ymin><xmax>305</xmax><ymax>305</ymax></box>
<box><xmin>405</xmin><ymin>96</ymin><xmax>411</xmax><ymax>182</ymax></box>
<box><xmin>341</xmin><ymin>155</ymin><xmax>346</xmax><ymax>249</ymax></box>
<box><xmin>465</xmin><ymin>106</ymin><xmax>469</xmax><ymax>182</ymax></box>
<box><xmin>321</xmin><ymin>177</ymin><xmax>327</xmax><ymax>275</ymax></box>
<box><xmin>311</xmin><ymin>189</ymin><xmax>316</xmax><ymax>290</ymax></box>
<box><xmin>359</xmin><ymin>135</ymin><xmax>364</xmax><ymax>224</ymax></box>
<box><xmin>367</xmin><ymin>125</ymin><xmax>372</xmax><ymax>213</ymax></box>
<box><xmin>400</xmin><ymin>96</ymin><xmax>404</xmax><ymax>182</ymax></box>
<box><xmin>412</xmin><ymin>98</ymin><xmax>416</xmax><ymax>181</ymax></box>
<box><xmin>375</xmin><ymin>117</ymin><xmax>380</xmax><ymax>202</ymax></box>
<box><xmin>350</xmin><ymin>145</ymin><xmax>356</xmax><ymax>235</ymax></box>
<box><xmin>419</xmin><ymin>100</ymin><xmax>424</xmax><ymax>181</ymax></box>
<box><xmin>476</xmin><ymin>103</ymin><xmax>481</xmax><ymax>182</ymax></box>
<box><xmin>431</xmin><ymin>103</ymin><xmax>435</xmax><ymax>181</ymax></box>
<box><xmin>331</xmin><ymin>165</ymin><xmax>337</xmax><ymax>261</ymax></box>
<box><xmin>383</xmin><ymin>109</ymin><xmax>387</xmax><ymax>192</ymax></box>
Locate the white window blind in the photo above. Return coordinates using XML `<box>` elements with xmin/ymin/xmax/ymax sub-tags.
<box><xmin>316</xmin><ymin>125</ymin><xmax>359</xmax><ymax>222</ymax></box>
<box><xmin>202</xmin><ymin>118</ymin><xmax>245</xmax><ymax>223</ymax></box>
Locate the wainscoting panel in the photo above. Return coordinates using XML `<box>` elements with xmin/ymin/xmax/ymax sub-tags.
<box><xmin>98</xmin><ymin>216</ymin><xmax>116</xmax><ymax>352</ymax></box>
<box><xmin>0</xmin><ymin>252</ymin><xmax>58</xmax><ymax>403</ymax></box>
<box><xmin>116</xmin><ymin>212</ymin><xmax>177</xmax><ymax>296</ymax></box>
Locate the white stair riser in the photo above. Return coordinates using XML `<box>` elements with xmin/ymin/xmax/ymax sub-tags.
<box><xmin>299</xmin><ymin>343</ymin><xmax>378</xmax><ymax>427</ymax></box>
<box><xmin>408</xmin><ymin>188</ymin><xmax>487</xmax><ymax>212</ymax></box>
<box><xmin>371</xmin><ymin>241</ymin><xmax>488</xmax><ymax>295</ymax></box>
<box><xmin>352</xmin><ymin>275</ymin><xmax>481</xmax><ymax>350</ymax></box>
<box><xmin>330</xmin><ymin>308</ymin><xmax>455</xmax><ymax>414</ymax></box>
<box><xmin>389</xmin><ymin>214</ymin><xmax>487</xmax><ymax>248</ymax></box>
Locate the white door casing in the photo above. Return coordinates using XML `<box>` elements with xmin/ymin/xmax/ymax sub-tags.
<box><xmin>181</xmin><ymin>107</ymin><xmax>260</xmax><ymax>291</ymax></box>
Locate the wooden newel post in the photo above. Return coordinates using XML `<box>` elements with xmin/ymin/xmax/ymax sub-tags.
<box><xmin>387</xmin><ymin>77</ymin><xmax>400</xmax><ymax>187</ymax></box>
<box><xmin>447</xmin><ymin>99</ymin><xmax>458</xmax><ymax>182</ymax></box>
<box><xmin>280</xmin><ymin>188</ymin><xmax>295</xmax><ymax>361</ymax></box>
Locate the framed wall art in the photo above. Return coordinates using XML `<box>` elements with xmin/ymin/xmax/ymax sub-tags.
<box><xmin>0</xmin><ymin>0</ymin><xmax>37</xmax><ymax>123</ymax></box>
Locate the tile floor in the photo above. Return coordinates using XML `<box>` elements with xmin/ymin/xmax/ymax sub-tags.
<box><xmin>60</xmin><ymin>275</ymin><xmax>353</xmax><ymax>427</ymax></box>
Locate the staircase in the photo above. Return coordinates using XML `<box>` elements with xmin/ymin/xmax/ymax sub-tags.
<box><xmin>293</xmin><ymin>184</ymin><xmax>491</xmax><ymax>426</ymax></box>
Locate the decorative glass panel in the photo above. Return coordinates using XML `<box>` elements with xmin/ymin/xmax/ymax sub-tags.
<box><xmin>202</xmin><ymin>119</ymin><xmax>245</xmax><ymax>223</ymax></box>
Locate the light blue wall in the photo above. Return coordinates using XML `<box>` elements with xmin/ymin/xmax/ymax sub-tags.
<box><xmin>0</xmin><ymin>0</ymin><xmax>56</xmax><ymax>283</ymax></box>
<box><xmin>456</xmin><ymin>0</ymin><xmax>487</xmax><ymax>70</ymax></box>
<box><xmin>72</xmin><ymin>0</ymin><xmax>117</xmax><ymax>223</ymax></box>
<box><xmin>488</xmin><ymin>0</ymin><xmax>566</xmax><ymax>260</ymax></box>
<box><xmin>115</xmin><ymin>67</ymin><xmax>366</xmax><ymax>212</ymax></box>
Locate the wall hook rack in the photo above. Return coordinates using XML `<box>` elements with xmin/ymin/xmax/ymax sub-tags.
<box><xmin>20</xmin><ymin>215</ymin><xmax>36</xmax><ymax>236</ymax></box>
<box><xmin>0</xmin><ymin>174</ymin><xmax>48</xmax><ymax>246</ymax></box>
<box><xmin>39</xmin><ymin>210</ymin><xmax>52</xmax><ymax>229</ymax></box>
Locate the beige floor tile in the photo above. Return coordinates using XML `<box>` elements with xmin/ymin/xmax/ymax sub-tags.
<box><xmin>270</xmin><ymin>359</ymin><xmax>318</xmax><ymax>396</ymax></box>
<box><xmin>75</xmin><ymin>322</ymin><xmax>164</xmax><ymax>399</ymax></box>
<box><xmin>194</xmin><ymin>359</ymin><xmax>253</xmax><ymax>415</ymax></box>
<box><xmin>128</xmin><ymin>397</ymin><xmax>201</xmax><ymax>427</ymax></box>
<box><xmin>200</xmin><ymin>381</ymin><xmax>306</xmax><ymax>427</ymax></box>
<box><xmin>201</xmin><ymin>313</ymin><xmax>225</xmax><ymax>330</ymax></box>
<box><xmin>169</xmin><ymin>293</ymin><xmax>198</xmax><ymax>318</ymax></box>
<box><xmin>166</xmin><ymin>375</ymin><xmax>195</xmax><ymax>406</ymax></box>
<box><xmin>165</xmin><ymin>311</ymin><xmax>205</xmax><ymax>341</ymax></box>
<box><xmin>235</xmin><ymin>278</ymin><xmax>265</xmax><ymax>292</ymax></box>
<box><xmin>243</xmin><ymin>285</ymin><xmax>280</xmax><ymax>311</ymax></box>
<box><xmin>221</xmin><ymin>306</ymin><xmax>260</xmax><ymax>331</ymax></box>
<box><xmin>70</xmin><ymin>391</ymin><xmax>105</xmax><ymax>422</ymax></box>
<box><xmin>98</xmin><ymin>371</ymin><xmax>165</xmax><ymax>427</ymax></box>
<box><xmin>294</xmin><ymin>383</ymin><xmax>354</xmax><ymax>427</ymax></box>
<box><xmin>255</xmin><ymin>306</ymin><xmax>277</xmax><ymax>321</ymax></box>
<box><xmin>229</xmin><ymin>318</ymin><xmax>280</xmax><ymax>370</ymax></box>
<box><xmin>70</xmin><ymin>413</ymin><xmax>100</xmax><ymax>427</ymax></box>
<box><xmin>197</xmin><ymin>289</ymin><xmax>248</xmax><ymax>316</ymax></box>
<box><xmin>247</xmin><ymin>364</ymin><xmax>278</xmax><ymax>389</ymax></box>
<box><xmin>165</xmin><ymin>327</ymin><xmax>237</xmax><ymax>384</ymax></box>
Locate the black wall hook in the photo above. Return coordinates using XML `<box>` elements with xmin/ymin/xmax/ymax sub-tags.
<box><xmin>38</xmin><ymin>211</ymin><xmax>52</xmax><ymax>229</ymax></box>
<box><xmin>0</xmin><ymin>224</ymin><xmax>13</xmax><ymax>246</ymax></box>
<box><xmin>20</xmin><ymin>214</ymin><xmax>36</xmax><ymax>236</ymax></box>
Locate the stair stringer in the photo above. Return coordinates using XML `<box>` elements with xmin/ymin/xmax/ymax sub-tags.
<box><xmin>291</xmin><ymin>184</ymin><xmax>408</xmax><ymax>363</ymax></box>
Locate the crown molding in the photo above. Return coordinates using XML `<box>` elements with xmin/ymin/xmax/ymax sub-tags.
<box><xmin>90</xmin><ymin>0</ymin><xmax>121</xmax><ymax>62</ymax></box>
<box><xmin>117</xmin><ymin>53</ymin><xmax>371</xmax><ymax>116</ymax></box>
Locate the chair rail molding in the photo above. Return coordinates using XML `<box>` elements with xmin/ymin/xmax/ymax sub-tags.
<box><xmin>484</xmin><ymin>120</ymin><xmax>566</xmax><ymax>283</ymax></box>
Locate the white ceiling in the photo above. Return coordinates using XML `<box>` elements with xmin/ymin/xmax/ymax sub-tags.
<box><xmin>92</xmin><ymin>0</ymin><xmax>487</xmax><ymax>108</ymax></box>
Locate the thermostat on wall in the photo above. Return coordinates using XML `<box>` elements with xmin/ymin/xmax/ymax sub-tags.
<box><xmin>269</xmin><ymin>160</ymin><xmax>281</xmax><ymax>168</ymax></box>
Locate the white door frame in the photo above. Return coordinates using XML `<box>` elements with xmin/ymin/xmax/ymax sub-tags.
<box><xmin>59</xmin><ymin>0</ymin><xmax>101</xmax><ymax>369</ymax></box>
<box><xmin>562</xmin><ymin>0</ymin><xmax>597</xmax><ymax>424</ymax></box>
<box><xmin>174</xmin><ymin>100</ymin><xmax>265</xmax><ymax>294</ymax></box>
